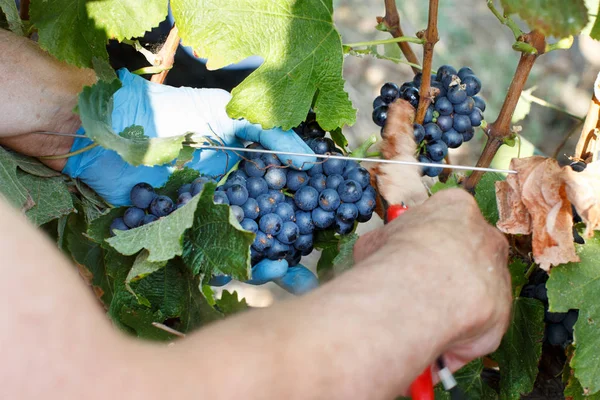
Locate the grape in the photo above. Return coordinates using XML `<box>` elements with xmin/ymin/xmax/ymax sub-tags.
<box><xmin>268</xmin><ymin>190</ymin><xmax>285</xmax><ymax>204</ymax></box>
<box><xmin>402</xmin><ymin>87</ymin><xmax>420</xmax><ymax>108</ymax></box>
<box><xmin>277</xmin><ymin>221</ymin><xmax>299</xmax><ymax>244</ymax></box>
<box><xmin>436</xmin><ymin>65</ymin><xmax>457</xmax><ymax>84</ymax></box>
<box><xmin>323</xmin><ymin>154</ymin><xmax>347</xmax><ymax>176</ymax></box>
<box><xmin>346</xmin><ymin>167</ymin><xmax>371</xmax><ymax>189</ymax></box>
<box><xmin>336</xmin><ymin>202</ymin><xmax>358</xmax><ymax>223</ymax></box>
<box><xmin>308</xmin><ymin>173</ymin><xmax>327</xmax><ymax>192</ymax></box>
<box><xmin>380</xmin><ymin>82</ymin><xmax>400</xmax><ymax>103</ymax></box>
<box><xmin>325</xmin><ymin>175</ymin><xmax>343</xmax><ymax>192</ymax></box>
<box><xmin>453</xmin><ymin>114</ymin><xmax>472</xmax><ymax>133</ymax></box>
<box><xmin>264</xmin><ymin>168</ymin><xmax>286</xmax><ymax>190</ymax></box>
<box><xmin>256</xmin><ymin>194</ymin><xmax>277</xmax><ymax>216</ymax></box>
<box><xmin>318</xmin><ymin>188</ymin><xmax>341</xmax><ymax>211</ymax></box>
<box><xmin>307</xmin><ymin>162</ymin><xmax>323</xmax><ymax>177</ymax></box>
<box><xmin>534</xmin><ymin>284</ymin><xmax>548</xmax><ymax>303</ymax></box>
<box><xmin>436</xmin><ymin>115</ymin><xmax>453</xmax><ymax>132</ymax></box>
<box><xmin>259</xmin><ymin>213</ymin><xmax>283</xmax><ymax>236</ymax></box>
<box><xmin>142</xmin><ymin>214</ymin><xmax>158</xmax><ymax>225</ymax></box>
<box><xmin>178</xmin><ymin>192</ymin><xmax>193</xmax><ymax>206</ymax></box>
<box><xmin>418</xmin><ymin>154</ymin><xmax>444</xmax><ymax>177</ymax></box>
<box><xmin>303</xmin><ymin>121</ymin><xmax>326</xmax><ymax>139</ymax></box>
<box><xmin>178</xmin><ymin>184</ymin><xmax>192</xmax><ymax>196</ymax></box>
<box><xmin>241</xmin><ymin>218</ymin><xmax>258</xmax><ymax>233</ymax></box>
<box><xmin>372</xmin><ymin>106</ymin><xmax>388</xmax><ymax>127</ymax></box>
<box><xmin>266</xmin><ymin>239</ymin><xmax>291</xmax><ymax>260</ymax></box>
<box><xmin>130</xmin><ymin>182</ymin><xmax>156</xmax><ymax>209</ymax></box>
<box><xmin>441</xmin><ymin>73</ymin><xmax>457</xmax><ymax>90</ymax></box>
<box><xmin>246</xmin><ymin>177</ymin><xmax>269</xmax><ymax>199</ymax></box>
<box><xmin>546</xmin><ymin>323</ymin><xmax>569</xmax><ymax>346</ymax></box>
<box><xmin>453</xmin><ymin>97</ymin><xmax>475</xmax><ymax>115</ymax></box>
<box><xmin>469</xmin><ymin>108</ymin><xmax>484</xmax><ymax>127</ymax></box>
<box><xmin>442</xmin><ymin>129</ymin><xmax>463</xmax><ymax>149</ymax></box>
<box><xmin>252</xmin><ymin>231</ymin><xmax>273</xmax><ymax>252</ymax></box>
<box><xmin>261</xmin><ymin>152</ymin><xmax>282</xmax><ymax>167</ymax></box>
<box><xmin>294</xmin><ymin>234</ymin><xmax>314</xmax><ymax>252</ymax></box>
<box><xmin>285</xmin><ymin>249</ymin><xmax>302</xmax><ymax>267</ymax></box>
<box><xmin>357</xmin><ymin>212</ymin><xmax>373</xmax><ymax>223</ymax></box>
<box><xmin>244</xmin><ymin>158</ymin><xmax>266</xmax><ymax>178</ymax></box>
<box><xmin>287</xmin><ymin>170</ymin><xmax>309</xmax><ymax>192</ymax></box>
<box><xmin>373</xmin><ymin>96</ymin><xmax>387</xmax><ymax>109</ymax></box>
<box><xmin>123</xmin><ymin>207</ymin><xmax>145</xmax><ymax>228</ymax></box>
<box><xmin>520</xmin><ymin>284</ymin><xmax>535</xmax><ymax>298</ymax></box>
<box><xmin>309</xmin><ymin>137</ymin><xmax>333</xmax><ymax>155</ymax></box>
<box><xmin>285</xmin><ymin>196</ymin><xmax>298</xmax><ymax>211</ymax></box>
<box><xmin>294</xmin><ymin>186</ymin><xmax>319</xmax><ymax>211</ymax></box>
<box><xmin>424</xmin><ymin>123</ymin><xmax>443</xmax><ymax>142</ymax></box>
<box><xmin>364</xmin><ymin>185</ymin><xmax>377</xmax><ymax>198</ymax></box>
<box><xmin>250</xmin><ymin>247</ymin><xmax>264</xmax><ymax>265</ymax></box>
<box><xmin>434</xmin><ymin>96</ymin><xmax>453</xmax><ymax>116</ymax></box>
<box><xmin>210</xmin><ymin>275</ymin><xmax>233</xmax><ymax>287</ymax></box>
<box><xmin>231</xmin><ymin>205</ymin><xmax>245</xmax><ymax>222</ymax></box>
<box><xmin>356</xmin><ymin>194</ymin><xmax>376</xmax><ymax>216</ymax></box>
<box><xmin>222</xmin><ymin>174</ymin><xmax>246</xmax><ymax>190</ymax></box>
<box><xmin>545</xmin><ymin>310</ymin><xmax>567</xmax><ymax>324</ymax></box>
<box><xmin>275</xmin><ymin>202</ymin><xmax>296</xmax><ymax>222</ymax></box>
<box><xmin>447</xmin><ymin>85</ymin><xmax>468</xmax><ymax>104</ymax></box>
<box><xmin>413</xmin><ymin>124</ymin><xmax>426</xmax><ymax>143</ymax></box>
<box><xmin>344</xmin><ymin>160</ymin><xmax>360</xmax><ymax>174</ymax></box>
<box><xmin>461</xmin><ymin>74</ymin><xmax>481</xmax><ymax>96</ymax></box>
<box><xmin>431</xmin><ymin>81</ymin><xmax>446</xmax><ymax>98</ymax></box>
<box><xmin>457</xmin><ymin>67</ymin><xmax>474</xmax><ymax>81</ymax></box>
<box><xmin>473</xmin><ymin>96</ymin><xmax>486</xmax><ymax>112</ymax></box>
<box><xmin>241</xmin><ymin>198</ymin><xmax>260</xmax><ymax>220</ymax></box>
<box><xmin>462</xmin><ymin>127</ymin><xmax>475</xmax><ymax>142</ymax></box>
<box><xmin>400</xmin><ymin>81</ymin><xmax>416</xmax><ymax>95</ymax></box>
<box><xmin>213</xmin><ymin>191</ymin><xmax>229</xmax><ymax>205</ymax></box>
<box><xmin>312</xmin><ymin>207</ymin><xmax>335</xmax><ymax>229</ymax></box>
<box><xmin>426</xmin><ymin>140</ymin><xmax>448</xmax><ymax>162</ymax></box>
<box><xmin>412</xmin><ymin>72</ymin><xmax>423</xmax><ymax>86</ymax></box>
<box><xmin>110</xmin><ymin>217</ymin><xmax>129</xmax><ymax>236</ymax></box>
<box><xmin>337</xmin><ymin>180</ymin><xmax>363</xmax><ymax>203</ymax></box>
<box><xmin>150</xmin><ymin>195</ymin><xmax>174</xmax><ymax>217</ymax></box>
<box><xmin>191</xmin><ymin>179</ymin><xmax>208</xmax><ymax>196</ymax></box>
<box><xmin>563</xmin><ymin>310</ymin><xmax>578</xmax><ymax>332</ymax></box>
<box><xmin>334</xmin><ymin>218</ymin><xmax>354</xmax><ymax>235</ymax></box>
<box><xmin>226</xmin><ymin>184</ymin><xmax>249</xmax><ymax>206</ymax></box>
<box><xmin>424</xmin><ymin>105</ymin><xmax>435</xmax><ymax>124</ymax></box>
<box><xmin>295</xmin><ymin>211</ymin><xmax>315</xmax><ymax>234</ymax></box>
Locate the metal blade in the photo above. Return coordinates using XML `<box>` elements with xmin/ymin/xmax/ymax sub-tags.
<box><xmin>31</xmin><ymin>131</ymin><xmax>517</xmax><ymax>174</ymax></box>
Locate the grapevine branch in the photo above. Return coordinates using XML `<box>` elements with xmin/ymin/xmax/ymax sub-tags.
<box><xmin>150</xmin><ymin>25</ymin><xmax>180</xmax><ymax>84</ymax></box>
<box><xmin>377</xmin><ymin>0</ymin><xmax>421</xmax><ymax>74</ymax></box>
<box><xmin>414</xmin><ymin>0</ymin><xmax>440</xmax><ymax>125</ymax></box>
<box><xmin>574</xmin><ymin>72</ymin><xmax>600</xmax><ymax>162</ymax></box>
<box><xmin>464</xmin><ymin>30</ymin><xmax>546</xmax><ymax>191</ymax></box>
<box><xmin>19</xmin><ymin>0</ymin><xmax>30</xmax><ymax>20</ymax></box>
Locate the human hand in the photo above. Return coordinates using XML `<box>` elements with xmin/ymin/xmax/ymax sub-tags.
<box><xmin>353</xmin><ymin>188</ymin><xmax>511</xmax><ymax>378</ymax></box>
<box><xmin>62</xmin><ymin>68</ymin><xmax>316</xmax><ymax>206</ymax></box>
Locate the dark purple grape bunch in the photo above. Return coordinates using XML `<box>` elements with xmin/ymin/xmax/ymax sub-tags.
<box><xmin>109</xmin><ymin>177</ymin><xmax>216</xmax><ymax>236</ymax></box>
<box><xmin>214</xmin><ymin>143</ymin><xmax>377</xmax><ymax>269</ymax></box>
<box><xmin>372</xmin><ymin>65</ymin><xmax>487</xmax><ymax>178</ymax></box>
<box><xmin>520</xmin><ymin>270</ymin><xmax>578</xmax><ymax>347</ymax></box>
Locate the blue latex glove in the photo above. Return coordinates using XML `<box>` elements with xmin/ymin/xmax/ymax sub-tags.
<box><xmin>63</xmin><ymin>68</ymin><xmax>316</xmax><ymax>207</ymax></box>
<box><xmin>209</xmin><ymin>259</ymin><xmax>288</xmax><ymax>287</ymax></box>
<box><xmin>274</xmin><ymin>266</ymin><xmax>319</xmax><ymax>295</ymax></box>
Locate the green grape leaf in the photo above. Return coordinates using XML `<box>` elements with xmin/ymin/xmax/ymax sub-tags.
<box><xmin>591</xmin><ymin>10</ymin><xmax>600</xmax><ymax>40</ymax></box>
<box><xmin>215</xmin><ymin>290</ymin><xmax>249</xmax><ymax>316</ymax></box>
<box><xmin>332</xmin><ymin>233</ymin><xmax>359</xmax><ymax>275</ymax></box>
<box><xmin>475</xmin><ymin>172</ymin><xmax>504</xmax><ymax>226</ymax></box>
<box><xmin>500</xmin><ymin>0</ymin><xmax>589</xmax><ymax>38</ymax></box>
<box><xmin>10</xmin><ymin>152</ymin><xmax>62</xmax><ymax>177</ymax></box>
<box><xmin>493</xmin><ymin>297</ymin><xmax>545</xmax><ymax>399</ymax></box>
<box><xmin>126</xmin><ymin>251</ymin><xmax>168</xmax><ymax>306</ymax></box>
<box><xmin>314</xmin><ymin>229</ymin><xmax>340</xmax><ymax>282</ymax></box>
<box><xmin>17</xmin><ymin>172</ymin><xmax>74</xmax><ymax>226</ymax></box>
<box><xmin>155</xmin><ymin>168</ymin><xmax>200</xmax><ymax>200</ymax></box>
<box><xmin>171</xmin><ymin>0</ymin><xmax>356</xmax><ymax>131</ymax></box>
<box><xmin>509</xmin><ymin>258</ymin><xmax>529</xmax><ymax>296</ymax></box>
<box><xmin>74</xmin><ymin>180</ymin><xmax>110</xmax><ymax>211</ymax></box>
<box><xmin>565</xmin><ymin>374</ymin><xmax>600</xmax><ymax>399</ymax></box>
<box><xmin>0</xmin><ymin>0</ymin><xmax>23</xmax><ymax>35</ymax></box>
<box><xmin>0</xmin><ymin>146</ymin><xmax>34</xmax><ymax>210</ymax></box>
<box><xmin>77</xmin><ymin>80</ymin><xmax>190</xmax><ymax>166</ymax></box>
<box><xmin>547</xmin><ymin>231</ymin><xmax>600</xmax><ymax>395</ymax></box>
<box><xmin>87</xmin><ymin>207</ymin><xmax>126</xmax><ymax>245</ymax></box>
<box><xmin>434</xmin><ymin>358</ymin><xmax>498</xmax><ymax>399</ymax></box>
<box><xmin>93</xmin><ymin>57</ymin><xmax>119</xmax><ymax>83</ymax></box>
<box><xmin>330</xmin><ymin>128</ymin><xmax>349</xmax><ymax>152</ymax></box>
<box><xmin>183</xmin><ymin>183</ymin><xmax>254</xmax><ymax>281</ymax></box>
<box><xmin>430</xmin><ymin>174</ymin><xmax>460</xmax><ymax>194</ymax></box>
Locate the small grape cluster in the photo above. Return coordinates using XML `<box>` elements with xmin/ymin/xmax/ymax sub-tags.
<box><xmin>216</xmin><ymin>143</ymin><xmax>376</xmax><ymax>269</ymax></box>
<box><xmin>109</xmin><ymin>179</ymin><xmax>216</xmax><ymax>233</ymax></box>
<box><xmin>372</xmin><ymin>65</ymin><xmax>486</xmax><ymax>177</ymax></box>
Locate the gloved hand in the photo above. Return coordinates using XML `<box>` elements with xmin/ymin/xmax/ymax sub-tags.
<box><xmin>63</xmin><ymin>68</ymin><xmax>318</xmax><ymax>294</ymax></box>
<box><xmin>63</xmin><ymin>68</ymin><xmax>316</xmax><ymax>207</ymax></box>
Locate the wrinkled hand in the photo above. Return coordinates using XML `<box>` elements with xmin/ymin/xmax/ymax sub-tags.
<box><xmin>354</xmin><ymin>188</ymin><xmax>511</xmax><ymax>375</ymax></box>
<box><xmin>63</xmin><ymin>68</ymin><xmax>315</xmax><ymax>206</ymax></box>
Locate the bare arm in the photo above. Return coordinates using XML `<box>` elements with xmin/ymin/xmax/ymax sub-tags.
<box><xmin>0</xmin><ymin>189</ymin><xmax>511</xmax><ymax>400</ymax></box>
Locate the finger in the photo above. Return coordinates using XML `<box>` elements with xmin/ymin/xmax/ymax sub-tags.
<box><xmin>186</xmin><ymin>138</ymin><xmax>244</xmax><ymax>178</ymax></box>
<box><xmin>246</xmin><ymin>259</ymin><xmax>289</xmax><ymax>285</ymax></box>
<box><xmin>235</xmin><ymin>123</ymin><xmax>316</xmax><ymax>170</ymax></box>
<box><xmin>209</xmin><ymin>275</ymin><xmax>233</xmax><ymax>287</ymax></box>
<box><xmin>274</xmin><ymin>265</ymin><xmax>319</xmax><ymax>295</ymax></box>
<box><xmin>353</xmin><ymin>229</ymin><xmax>389</xmax><ymax>264</ymax></box>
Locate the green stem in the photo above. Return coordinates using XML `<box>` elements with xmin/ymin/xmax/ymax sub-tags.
<box><xmin>512</xmin><ymin>41</ymin><xmax>538</xmax><ymax>54</ymax></box>
<box><xmin>545</xmin><ymin>36</ymin><xmax>574</xmax><ymax>53</ymax></box>
<box><xmin>344</xmin><ymin>36</ymin><xmax>425</xmax><ymax>48</ymax></box>
<box><xmin>365</xmin><ymin>151</ymin><xmax>382</xmax><ymax>158</ymax></box>
<box><xmin>131</xmin><ymin>66</ymin><xmax>173</xmax><ymax>75</ymax></box>
<box><xmin>524</xmin><ymin>262</ymin><xmax>537</xmax><ymax>280</ymax></box>
<box><xmin>39</xmin><ymin>143</ymin><xmax>99</xmax><ymax>160</ymax></box>
<box><xmin>122</xmin><ymin>39</ymin><xmax>159</xmax><ymax>65</ymax></box>
<box><xmin>487</xmin><ymin>0</ymin><xmax>523</xmax><ymax>40</ymax></box>
<box><xmin>349</xmin><ymin>134</ymin><xmax>378</xmax><ymax>158</ymax></box>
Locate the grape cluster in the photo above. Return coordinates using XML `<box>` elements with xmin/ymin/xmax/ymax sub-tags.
<box><xmin>372</xmin><ymin>65</ymin><xmax>486</xmax><ymax>177</ymax></box>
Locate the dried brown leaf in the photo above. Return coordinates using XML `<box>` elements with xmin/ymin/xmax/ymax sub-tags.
<box><xmin>562</xmin><ymin>161</ymin><xmax>600</xmax><ymax>238</ymax></box>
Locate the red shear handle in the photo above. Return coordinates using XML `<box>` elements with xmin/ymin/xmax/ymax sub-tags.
<box><xmin>386</xmin><ymin>204</ymin><xmax>409</xmax><ymax>221</ymax></box>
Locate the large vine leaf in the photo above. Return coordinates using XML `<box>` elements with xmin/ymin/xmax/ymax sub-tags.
<box><xmin>332</xmin><ymin>233</ymin><xmax>359</xmax><ymax>275</ymax></box>
<box><xmin>77</xmin><ymin>80</ymin><xmax>190</xmax><ymax>166</ymax></box>
<box><xmin>547</xmin><ymin>231</ymin><xmax>600</xmax><ymax>395</ymax></box>
<box><xmin>171</xmin><ymin>0</ymin><xmax>356</xmax><ymax>131</ymax></box>
<box><xmin>215</xmin><ymin>290</ymin><xmax>249</xmax><ymax>316</ymax></box>
<box><xmin>475</xmin><ymin>172</ymin><xmax>504</xmax><ymax>226</ymax></box>
<box><xmin>565</xmin><ymin>374</ymin><xmax>600</xmax><ymax>399</ymax></box>
<box><xmin>500</xmin><ymin>0</ymin><xmax>589</xmax><ymax>38</ymax></box>
<box><xmin>0</xmin><ymin>0</ymin><xmax>23</xmax><ymax>35</ymax></box>
<box><xmin>125</xmin><ymin>251</ymin><xmax>168</xmax><ymax>306</ymax></box>
<box><xmin>434</xmin><ymin>358</ymin><xmax>498</xmax><ymax>399</ymax></box>
<box><xmin>183</xmin><ymin>183</ymin><xmax>254</xmax><ymax>281</ymax></box>
<box><xmin>10</xmin><ymin>152</ymin><xmax>62</xmax><ymax>178</ymax></box>
<box><xmin>0</xmin><ymin>146</ymin><xmax>34</xmax><ymax>210</ymax></box>
<box><xmin>17</xmin><ymin>172</ymin><xmax>74</xmax><ymax>226</ymax></box>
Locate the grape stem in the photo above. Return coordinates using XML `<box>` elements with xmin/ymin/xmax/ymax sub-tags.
<box><xmin>150</xmin><ymin>25</ymin><xmax>180</xmax><ymax>84</ymax></box>
<box><xmin>414</xmin><ymin>0</ymin><xmax>440</xmax><ymax>126</ymax></box>
<box><xmin>377</xmin><ymin>0</ymin><xmax>421</xmax><ymax>74</ymax></box>
<box><xmin>463</xmin><ymin>30</ymin><xmax>546</xmax><ymax>192</ymax></box>
<box><xmin>349</xmin><ymin>134</ymin><xmax>378</xmax><ymax>158</ymax></box>
<box><xmin>487</xmin><ymin>0</ymin><xmax>523</xmax><ymax>40</ymax></box>
<box><xmin>38</xmin><ymin>143</ymin><xmax>99</xmax><ymax>160</ymax></box>
<box><xmin>344</xmin><ymin>36</ymin><xmax>425</xmax><ymax>48</ymax></box>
